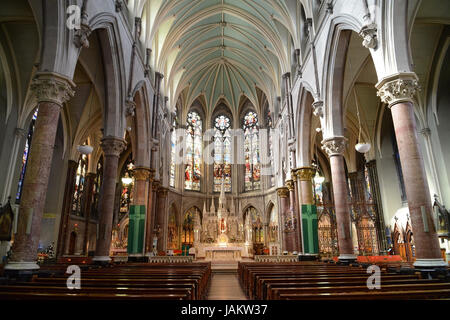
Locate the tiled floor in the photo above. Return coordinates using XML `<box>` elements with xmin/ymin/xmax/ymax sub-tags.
<box><xmin>207</xmin><ymin>273</ymin><xmax>248</xmax><ymax>300</ymax></box>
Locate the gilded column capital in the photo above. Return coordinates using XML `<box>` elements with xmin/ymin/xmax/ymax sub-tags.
<box><xmin>376</xmin><ymin>72</ymin><xmax>420</xmax><ymax>107</ymax></box>
<box><xmin>30</xmin><ymin>72</ymin><xmax>75</xmax><ymax>106</ymax></box>
<box><xmin>321</xmin><ymin>136</ymin><xmax>347</xmax><ymax>157</ymax></box>
<box><xmin>100</xmin><ymin>136</ymin><xmax>126</xmax><ymax>157</ymax></box>
<box><xmin>276</xmin><ymin>187</ymin><xmax>289</xmax><ymax>198</ymax></box>
<box><xmin>296</xmin><ymin>166</ymin><xmax>316</xmax><ymax>181</ymax></box>
<box><xmin>133</xmin><ymin>166</ymin><xmax>151</xmax><ymax>181</ymax></box>
<box><xmin>285</xmin><ymin>179</ymin><xmax>295</xmax><ymax>191</ymax></box>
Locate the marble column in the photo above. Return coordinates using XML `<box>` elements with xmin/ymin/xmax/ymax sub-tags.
<box><xmin>144</xmin><ymin>169</ymin><xmax>154</xmax><ymax>253</ymax></box>
<box><xmin>297</xmin><ymin>167</ymin><xmax>316</xmax><ymax>205</ymax></box>
<box><xmin>322</xmin><ymin>136</ymin><xmax>356</xmax><ymax>263</ymax></box>
<box><xmin>286</xmin><ymin>179</ymin><xmax>300</xmax><ymax>252</ymax></box>
<box><xmin>5</xmin><ymin>73</ymin><xmax>75</xmax><ymax>272</ymax></box>
<box><xmin>93</xmin><ymin>136</ymin><xmax>126</xmax><ymax>264</ymax></box>
<box><xmin>377</xmin><ymin>73</ymin><xmax>446</xmax><ymax>269</ymax></box>
<box><xmin>155</xmin><ymin>187</ymin><xmax>168</xmax><ymax>252</ymax></box>
<box><xmin>56</xmin><ymin>160</ymin><xmax>78</xmax><ymax>257</ymax></box>
<box><xmin>145</xmin><ymin>176</ymin><xmax>158</xmax><ymax>254</ymax></box>
<box><xmin>133</xmin><ymin>166</ymin><xmax>150</xmax><ymax>206</ymax></box>
<box><xmin>82</xmin><ymin>172</ymin><xmax>96</xmax><ymax>255</ymax></box>
<box><xmin>277</xmin><ymin>187</ymin><xmax>293</xmax><ymax>252</ymax></box>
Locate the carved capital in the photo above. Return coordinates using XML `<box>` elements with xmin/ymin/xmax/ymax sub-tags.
<box><xmin>312</xmin><ymin>100</ymin><xmax>324</xmax><ymax>118</ymax></box>
<box><xmin>296</xmin><ymin>167</ymin><xmax>316</xmax><ymax>181</ymax></box>
<box><xmin>74</xmin><ymin>23</ymin><xmax>92</xmax><ymax>49</ymax></box>
<box><xmin>15</xmin><ymin>127</ymin><xmax>27</xmax><ymax>138</ymax></box>
<box><xmin>321</xmin><ymin>136</ymin><xmax>347</xmax><ymax>157</ymax></box>
<box><xmin>157</xmin><ymin>187</ymin><xmax>169</xmax><ymax>198</ymax></box>
<box><xmin>359</xmin><ymin>23</ymin><xmax>377</xmax><ymax>49</ymax></box>
<box><xmin>285</xmin><ymin>180</ymin><xmax>295</xmax><ymax>191</ymax></box>
<box><xmin>152</xmin><ymin>180</ymin><xmax>160</xmax><ymax>191</ymax></box>
<box><xmin>277</xmin><ymin>187</ymin><xmax>289</xmax><ymax>198</ymax></box>
<box><xmin>376</xmin><ymin>73</ymin><xmax>420</xmax><ymax>107</ymax></box>
<box><xmin>133</xmin><ymin>167</ymin><xmax>151</xmax><ymax>181</ymax></box>
<box><xmin>100</xmin><ymin>136</ymin><xmax>126</xmax><ymax>157</ymax></box>
<box><xmin>125</xmin><ymin>98</ymin><xmax>136</xmax><ymax>117</ymax></box>
<box><xmin>30</xmin><ymin>73</ymin><xmax>75</xmax><ymax>106</ymax></box>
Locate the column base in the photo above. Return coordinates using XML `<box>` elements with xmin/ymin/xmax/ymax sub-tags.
<box><xmin>337</xmin><ymin>254</ymin><xmax>357</xmax><ymax>265</ymax></box>
<box><xmin>3</xmin><ymin>261</ymin><xmax>40</xmax><ymax>281</ymax></box>
<box><xmin>414</xmin><ymin>259</ymin><xmax>449</xmax><ymax>279</ymax></box>
<box><xmin>92</xmin><ymin>256</ymin><xmax>111</xmax><ymax>265</ymax></box>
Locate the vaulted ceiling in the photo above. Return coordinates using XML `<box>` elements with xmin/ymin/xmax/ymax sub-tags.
<box><xmin>128</xmin><ymin>0</ymin><xmax>310</xmax><ymax>113</ymax></box>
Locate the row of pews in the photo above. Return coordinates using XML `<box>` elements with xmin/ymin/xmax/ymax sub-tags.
<box><xmin>238</xmin><ymin>261</ymin><xmax>450</xmax><ymax>300</ymax></box>
<box><xmin>0</xmin><ymin>262</ymin><xmax>211</xmax><ymax>300</ymax></box>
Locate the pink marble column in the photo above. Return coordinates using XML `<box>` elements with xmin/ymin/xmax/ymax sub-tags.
<box><xmin>277</xmin><ymin>187</ymin><xmax>294</xmax><ymax>252</ymax></box>
<box><xmin>297</xmin><ymin>167</ymin><xmax>316</xmax><ymax>205</ymax></box>
<box><xmin>286</xmin><ymin>180</ymin><xmax>301</xmax><ymax>252</ymax></box>
<box><xmin>145</xmin><ymin>176</ymin><xmax>157</xmax><ymax>254</ymax></box>
<box><xmin>155</xmin><ymin>187</ymin><xmax>168</xmax><ymax>252</ymax></box>
<box><xmin>5</xmin><ymin>73</ymin><xmax>75</xmax><ymax>272</ymax></box>
<box><xmin>377</xmin><ymin>73</ymin><xmax>445</xmax><ymax>269</ymax></box>
<box><xmin>322</xmin><ymin>137</ymin><xmax>356</xmax><ymax>263</ymax></box>
<box><xmin>133</xmin><ymin>167</ymin><xmax>150</xmax><ymax>206</ymax></box>
<box><xmin>93</xmin><ymin>136</ymin><xmax>126</xmax><ymax>264</ymax></box>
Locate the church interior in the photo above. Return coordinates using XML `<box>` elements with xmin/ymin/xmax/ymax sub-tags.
<box><xmin>0</xmin><ymin>0</ymin><xmax>450</xmax><ymax>301</ymax></box>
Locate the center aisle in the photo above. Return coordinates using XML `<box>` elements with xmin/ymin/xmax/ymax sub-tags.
<box><xmin>207</xmin><ymin>273</ymin><xmax>248</xmax><ymax>300</ymax></box>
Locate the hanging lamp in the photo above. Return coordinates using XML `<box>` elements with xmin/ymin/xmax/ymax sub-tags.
<box><xmin>354</xmin><ymin>88</ymin><xmax>371</xmax><ymax>153</ymax></box>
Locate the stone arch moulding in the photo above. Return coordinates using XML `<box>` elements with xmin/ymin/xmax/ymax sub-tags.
<box><xmin>88</xmin><ymin>13</ymin><xmax>128</xmax><ymax>138</ymax></box>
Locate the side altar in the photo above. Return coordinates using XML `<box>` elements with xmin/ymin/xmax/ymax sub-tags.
<box><xmin>191</xmin><ymin>180</ymin><xmax>251</xmax><ymax>260</ymax></box>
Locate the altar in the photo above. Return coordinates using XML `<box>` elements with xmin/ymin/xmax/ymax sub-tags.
<box><xmin>204</xmin><ymin>246</ymin><xmax>243</xmax><ymax>261</ymax></box>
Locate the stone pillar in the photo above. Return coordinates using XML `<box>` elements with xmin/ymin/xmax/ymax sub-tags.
<box><xmin>146</xmin><ymin>177</ymin><xmax>159</xmax><ymax>254</ymax></box>
<box><xmin>286</xmin><ymin>179</ymin><xmax>300</xmax><ymax>252</ymax></box>
<box><xmin>322</xmin><ymin>136</ymin><xmax>356</xmax><ymax>263</ymax></box>
<box><xmin>56</xmin><ymin>160</ymin><xmax>78</xmax><ymax>257</ymax></box>
<box><xmin>133</xmin><ymin>167</ymin><xmax>150</xmax><ymax>206</ymax></box>
<box><xmin>5</xmin><ymin>73</ymin><xmax>75</xmax><ymax>273</ymax></box>
<box><xmin>297</xmin><ymin>167</ymin><xmax>319</xmax><ymax>255</ymax></box>
<box><xmin>144</xmin><ymin>169</ymin><xmax>155</xmax><ymax>254</ymax></box>
<box><xmin>277</xmin><ymin>187</ymin><xmax>293</xmax><ymax>252</ymax></box>
<box><xmin>297</xmin><ymin>167</ymin><xmax>316</xmax><ymax>205</ymax></box>
<box><xmin>155</xmin><ymin>187</ymin><xmax>168</xmax><ymax>252</ymax></box>
<box><xmin>82</xmin><ymin>172</ymin><xmax>96</xmax><ymax>255</ymax></box>
<box><xmin>377</xmin><ymin>73</ymin><xmax>446</xmax><ymax>270</ymax></box>
<box><xmin>93</xmin><ymin>136</ymin><xmax>126</xmax><ymax>264</ymax></box>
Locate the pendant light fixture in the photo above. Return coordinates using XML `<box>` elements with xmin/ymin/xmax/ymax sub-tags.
<box><xmin>354</xmin><ymin>88</ymin><xmax>371</xmax><ymax>153</ymax></box>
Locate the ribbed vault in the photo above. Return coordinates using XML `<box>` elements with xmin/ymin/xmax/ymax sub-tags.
<box><xmin>128</xmin><ymin>0</ymin><xmax>309</xmax><ymax>112</ymax></box>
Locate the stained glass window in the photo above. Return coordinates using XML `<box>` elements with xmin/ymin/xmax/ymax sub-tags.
<box><xmin>169</xmin><ymin>119</ymin><xmax>177</xmax><ymax>188</ymax></box>
<box><xmin>213</xmin><ymin>115</ymin><xmax>232</xmax><ymax>192</ymax></box>
<box><xmin>71</xmin><ymin>153</ymin><xmax>88</xmax><ymax>217</ymax></box>
<box><xmin>119</xmin><ymin>155</ymin><xmax>134</xmax><ymax>221</ymax></box>
<box><xmin>91</xmin><ymin>156</ymin><xmax>103</xmax><ymax>221</ymax></box>
<box><xmin>16</xmin><ymin>108</ymin><xmax>38</xmax><ymax>204</ymax></box>
<box><xmin>243</xmin><ymin>111</ymin><xmax>260</xmax><ymax>191</ymax></box>
<box><xmin>185</xmin><ymin>111</ymin><xmax>202</xmax><ymax>191</ymax></box>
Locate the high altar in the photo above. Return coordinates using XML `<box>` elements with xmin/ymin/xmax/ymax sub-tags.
<box><xmin>192</xmin><ymin>181</ymin><xmax>251</xmax><ymax>260</ymax></box>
